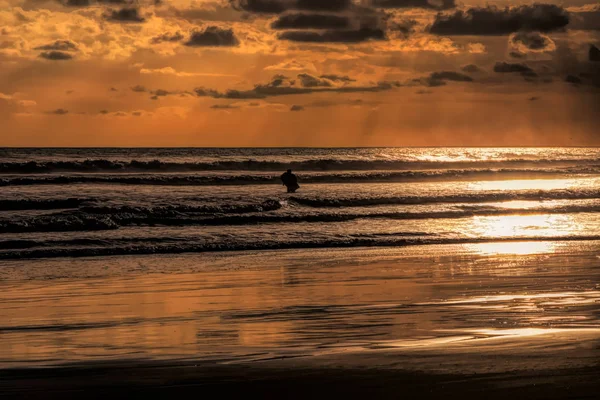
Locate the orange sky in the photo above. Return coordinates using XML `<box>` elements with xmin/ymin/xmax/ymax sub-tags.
<box><xmin>0</xmin><ymin>0</ymin><xmax>598</xmax><ymax>146</ymax></box>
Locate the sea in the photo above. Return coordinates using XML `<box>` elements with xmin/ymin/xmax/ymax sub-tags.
<box><xmin>1</xmin><ymin>147</ymin><xmax>599</xmax><ymax>368</ymax></box>
<box><xmin>2</xmin><ymin>147</ymin><xmax>600</xmax><ymax>258</ymax></box>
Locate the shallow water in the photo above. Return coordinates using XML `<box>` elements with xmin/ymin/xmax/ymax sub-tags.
<box><xmin>1</xmin><ymin>242</ymin><xmax>599</xmax><ymax>367</ymax></box>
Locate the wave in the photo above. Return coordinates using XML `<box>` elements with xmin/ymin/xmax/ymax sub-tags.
<box><xmin>2</xmin><ymin>158</ymin><xmax>600</xmax><ymax>174</ymax></box>
<box><xmin>0</xmin><ymin>198</ymin><xmax>92</xmax><ymax>211</ymax></box>
<box><xmin>290</xmin><ymin>190</ymin><xmax>600</xmax><ymax>207</ymax></box>
<box><xmin>1</xmin><ymin>235</ymin><xmax>599</xmax><ymax>260</ymax></box>
<box><xmin>2</xmin><ymin>205</ymin><xmax>599</xmax><ymax>233</ymax></box>
<box><xmin>1</xmin><ymin>168</ymin><xmax>596</xmax><ymax>187</ymax></box>
<box><xmin>79</xmin><ymin>200</ymin><xmax>282</xmax><ymax>215</ymax></box>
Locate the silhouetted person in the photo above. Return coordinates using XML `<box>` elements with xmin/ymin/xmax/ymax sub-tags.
<box><xmin>281</xmin><ymin>169</ymin><xmax>299</xmax><ymax>193</ymax></box>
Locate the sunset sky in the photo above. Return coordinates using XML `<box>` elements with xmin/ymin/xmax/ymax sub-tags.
<box><xmin>0</xmin><ymin>0</ymin><xmax>598</xmax><ymax>146</ymax></box>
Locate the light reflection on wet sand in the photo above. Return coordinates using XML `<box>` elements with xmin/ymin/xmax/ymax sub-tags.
<box><xmin>0</xmin><ymin>241</ymin><xmax>599</xmax><ymax>368</ymax></box>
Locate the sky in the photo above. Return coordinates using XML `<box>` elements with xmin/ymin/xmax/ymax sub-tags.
<box><xmin>0</xmin><ymin>0</ymin><xmax>599</xmax><ymax>146</ymax></box>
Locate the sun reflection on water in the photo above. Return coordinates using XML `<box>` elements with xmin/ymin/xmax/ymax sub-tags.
<box><xmin>465</xmin><ymin>241</ymin><xmax>558</xmax><ymax>256</ymax></box>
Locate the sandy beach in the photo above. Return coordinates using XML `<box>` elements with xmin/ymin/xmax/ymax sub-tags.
<box><xmin>1</xmin><ymin>242</ymin><xmax>599</xmax><ymax>398</ymax></box>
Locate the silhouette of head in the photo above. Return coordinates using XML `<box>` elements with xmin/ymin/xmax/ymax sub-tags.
<box><xmin>287</xmin><ymin>169</ymin><xmax>292</xmax><ymax>173</ymax></box>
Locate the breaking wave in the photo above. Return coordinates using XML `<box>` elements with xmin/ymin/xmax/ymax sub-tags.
<box><xmin>2</xmin><ymin>205</ymin><xmax>599</xmax><ymax>233</ymax></box>
<box><xmin>1</xmin><ymin>168</ymin><xmax>596</xmax><ymax>187</ymax></box>
<box><xmin>1</xmin><ymin>235</ymin><xmax>600</xmax><ymax>260</ymax></box>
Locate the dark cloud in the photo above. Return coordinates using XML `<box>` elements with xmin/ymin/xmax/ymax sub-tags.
<box><xmin>298</xmin><ymin>73</ymin><xmax>333</xmax><ymax>87</ymax></box>
<box><xmin>320</xmin><ymin>74</ymin><xmax>356</xmax><ymax>83</ymax></box>
<box><xmin>63</xmin><ymin>0</ymin><xmax>130</xmax><ymax>5</ymax></box>
<box><xmin>151</xmin><ymin>31</ymin><xmax>185</xmax><ymax>44</ymax></box>
<box><xmin>565</xmin><ymin>74</ymin><xmax>582</xmax><ymax>84</ymax></box>
<box><xmin>151</xmin><ymin>89</ymin><xmax>170</xmax><ymax>97</ymax></box>
<box><xmin>99</xmin><ymin>109</ymin><xmax>110</xmax><ymax>114</ymax></box>
<box><xmin>371</xmin><ymin>0</ymin><xmax>455</xmax><ymax>10</ymax></box>
<box><xmin>509</xmin><ymin>51</ymin><xmax>526</xmax><ymax>59</ymax></box>
<box><xmin>194</xmin><ymin>74</ymin><xmax>398</xmax><ymax>99</ymax></box>
<box><xmin>430</xmin><ymin>5</ymin><xmax>569</xmax><ymax>35</ymax></box>
<box><xmin>388</xmin><ymin>19</ymin><xmax>418</xmax><ymax>37</ymax></box>
<box><xmin>105</xmin><ymin>8</ymin><xmax>146</xmax><ymax>23</ymax></box>
<box><xmin>510</xmin><ymin>31</ymin><xmax>555</xmax><ymax>52</ymax></box>
<box><xmin>63</xmin><ymin>0</ymin><xmax>93</xmax><ymax>6</ymax></box>
<box><xmin>185</xmin><ymin>26</ymin><xmax>240</xmax><ymax>47</ymax></box>
<box><xmin>430</xmin><ymin>71</ymin><xmax>473</xmax><ymax>82</ymax></box>
<box><xmin>39</xmin><ymin>51</ymin><xmax>73</xmax><ymax>60</ymax></box>
<box><xmin>278</xmin><ymin>27</ymin><xmax>385</xmax><ymax>43</ymax></box>
<box><xmin>211</xmin><ymin>104</ymin><xmax>240</xmax><ymax>109</ymax></box>
<box><xmin>529</xmin><ymin>96</ymin><xmax>539</xmax><ymax>101</ymax></box>
<box><xmin>49</xmin><ymin>108</ymin><xmax>69</xmax><ymax>115</ymax></box>
<box><xmin>591</xmin><ymin>45</ymin><xmax>600</xmax><ymax>62</ymax></box>
<box><xmin>461</xmin><ymin>64</ymin><xmax>480</xmax><ymax>73</ymax></box>
<box><xmin>290</xmin><ymin>105</ymin><xmax>304</xmax><ymax>111</ymax></box>
<box><xmin>419</xmin><ymin>71</ymin><xmax>474</xmax><ymax>87</ymax></box>
<box><xmin>271</xmin><ymin>13</ymin><xmax>350</xmax><ymax>29</ymax></box>
<box><xmin>131</xmin><ymin>85</ymin><xmax>147</xmax><ymax>92</ymax></box>
<box><xmin>229</xmin><ymin>0</ymin><xmax>351</xmax><ymax>14</ymax></box>
<box><xmin>493</xmin><ymin>62</ymin><xmax>536</xmax><ymax>78</ymax></box>
<box><xmin>132</xmin><ymin>111</ymin><xmax>143</xmax><ymax>116</ymax></box>
<box><xmin>110</xmin><ymin>87</ymin><xmax>118</xmax><ymax>91</ymax></box>
<box><xmin>34</xmin><ymin>40</ymin><xmax>78</xmax><ymax>52</ymax></box>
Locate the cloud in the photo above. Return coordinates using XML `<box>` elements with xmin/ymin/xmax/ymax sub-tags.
<box><xmin>151</xmin><ymin>89</ymin><xmax>170</xmax><ymax>97</ymax></box>
<box><xmin>591</xmin><ymin>45</ymin><xmax>600</xmax><ymax>62</ymax></box>
<box><xmin>509</xmin><ymin>51</ymin><xmax>526</xmax><ymax>59</ymax></box>
<box><xmin>63</xmin><ymin>0</ymin><xmax>131</xmax><ymax>6</ymax></box>
<box><xmin>140</xmin><ymin>67</ymin><xmax>234</xmax><ymax>77</ymax></box>
<box><xmin>194</xmin><ymin>74</ymin><xmax>399</xmax><ymax>99</ymax></box>
<box><xmin>278</xmin><ymin>27</ymin><xmax>385</xmax><ymax>43</ymax></box>
<box><xmin>298</xmin><ymin>73</ymin><xmax>333</xmax><ymax>87</ymax></box>
<box><xmin>388</xmin><ymin>19</ymin><xmax>418</xmax><ymax>38</ymax></box>
<box><xmin>264</xmin><ymin>59</ymin><xmax>317</xmax><ymax>72</ymax></box>
<box><xmin>565</xmin><ymin>74</ymin><xmax>582</xmax><ymax>84</ymax></box>
<box><xmin>290</xmin><ymin>104</ymin><xmax>304</xmax><ymax>111</ymax></box>
<box><xmin>49</xmin><ymin>108</ymin><xmax>69</xmax><ymax>115</ymax></box>
<box><xmin>39</xmin><ymin>51</ymin><xmax>73</xmax><ymax>60</ymax></box>
<box><xmin>320</xmin><ymin>74</ymin><xmax>356</xmax><ymax>83</ymax></box>
<box><xmin>510</xmin><ymin>31</ymin><xmax>555</xmax><ymax>53</ymax></box>
<box><xmin>185</xmin><ymin>26</ymin><xmax>240</xmax><ymax>47</ymax></box>
<box><xmin>271</xmin><ymin>13</ymin><xmax>350</xmax><ymax>29</ymax></box>
<box><xmin>34</xmin><ymin>40</ymin><xmax>78</xmax><ymax>52</ymax></box>
<box><xmin>17</xmin><ymin>100</ymin><xmax>37</xmax><ymax>107</ymax></box>
<box><xmin>211</xmin><ymin>104</ymin><xmax>240</xmax><ymax>109</ymax></box>
<box><xmin>371</xmin><ymin>0</ymin><xmax>455</xmax><ymax>10</ymax></box>
<box><xmin>131</xmin><ymin>85</ymin><xmax>147</xmax><ymax>92</ymax></box>
<box><xmin>105</xmin><ymin>8</ymin><xmax>146</xmax><ymax>23</ymax></box>
<box><xmin>430</xmin><ymin>5</ymin><xmax>569</xmax><ymax>35</ymax></box>
<box><xmin>418</xmin><ymin>70</ymin><xmax>474</xmax><ymax>87</ymax></box>
<box><xmin>229</xmin><ymin>0</ymin><xmax>352</xmax><ymax>14</ymax></box>
<box><xmin>151</xmin><ymin>31</ymin><xmax>185</xmax><ymax>44</ymax></box>
<box><xmin>493</xmin><ymin>62</ymin><xmax>537</xmax><ymax>77</ymax></box>
<box><xmin>461</xmin><ymin>64</ymin><xmax>480</xmax><ymax>73</ymax></box>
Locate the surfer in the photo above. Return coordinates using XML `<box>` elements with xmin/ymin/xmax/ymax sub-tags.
<box><xmin>281</xmin><ymin>169</ymin><xmax>300</xmax><ymax>193</ymax></box>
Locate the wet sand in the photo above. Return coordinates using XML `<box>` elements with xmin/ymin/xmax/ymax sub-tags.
<box><xmin>1</xmin><ymin>242</ymin><xmax>599</xmax><ymax>398</ymax></box>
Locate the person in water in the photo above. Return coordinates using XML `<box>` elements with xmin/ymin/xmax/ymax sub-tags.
<box><xmin>281</xmin><ymin>169</ymin><xmax>300</xmax><ymax>193</ymax></box>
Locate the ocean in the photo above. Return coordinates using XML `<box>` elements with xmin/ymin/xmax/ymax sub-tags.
<box><xmin>2</xmin><ymin>147</ymin><xmax>600</xmax><ymax>259</ymax></box>
<box><xmin>1</xmin><ymin>147</ymin><xmax>599</xmax><ymax>371</ymax></box>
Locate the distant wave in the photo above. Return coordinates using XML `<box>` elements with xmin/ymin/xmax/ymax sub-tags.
<box><xmin>1</xmin><ymin>168</ymin><xmax>596</xmax><ymax>187</ymax></box>
<box><xmin>2</xmin><ymin>158</ymin><xmax>600</xmax><ymax>173</ymax></box>
<box><xmin>2</xmin><ymin>205</ymin><xmax>599</xmax><ymax>233</ymax></box>
<box><xmin>1</xmin><ymin>235</ymin><xmax>599</xmax><ymax>260</ymax></box>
